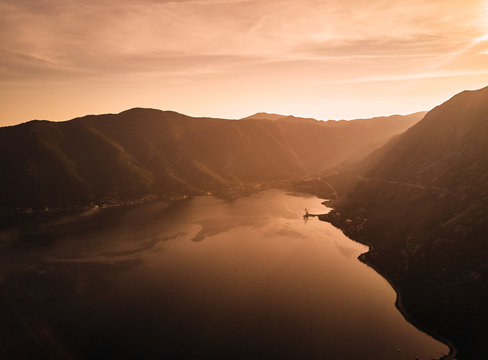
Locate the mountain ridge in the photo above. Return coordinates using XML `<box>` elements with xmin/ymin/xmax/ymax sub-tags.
<box><xmin>320</xmin><ymin>85</ymin><xmax>488</xmax><ymax>360</ymax></box>
<box><xmin>0</xmin><ymin>108</ymin><xmax>424</xmax><ymax>213</ymax></box>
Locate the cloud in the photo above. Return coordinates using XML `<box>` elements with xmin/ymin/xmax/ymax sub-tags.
<box><xmin>1</xmin><ymin>0</ymin><xmax>485</xmax><ymax>76</ymax></box>
<box><xmin>330</xmin><ymin>69</ymin><xmax>488</xmax><ymax>84</ymax></box>
<box><xmin>296</xmin><ymin>35</ymin><xmax>464</xmax><ymax>59</ymax></box>
<box><xmin>1</xmin><ymin>0</ymin><xmax>487</xmax><ymax>124</ymax></box>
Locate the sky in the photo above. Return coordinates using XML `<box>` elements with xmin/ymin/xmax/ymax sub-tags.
<box><xmin>1</xmin><ymin>0</ymin><xmax>488</xmax><ymax>126</ymax></box>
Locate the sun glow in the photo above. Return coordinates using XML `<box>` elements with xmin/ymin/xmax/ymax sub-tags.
<box><xmin>2</xmin><ymin>0</ymin><xmax>488</xmax><ymax>126</ymax></box>
<box><xmin>474</xmin><ymin>33</ymin><xmax>488</xmax><ymax>42</ymax></box>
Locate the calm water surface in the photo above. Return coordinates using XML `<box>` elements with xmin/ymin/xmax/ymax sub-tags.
<box><xmin>0</xmin><ymin>190</ymin><xmax>449</xmax><ymax>359</ymax></box>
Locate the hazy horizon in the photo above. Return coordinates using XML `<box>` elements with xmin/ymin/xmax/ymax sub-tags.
<box><xmin>1</xmin><ymin>0</ymin><xmax>488</xmax><ymax>126</ymax></box>
<box><xmin>1</xmin><ymin>105</ymin><xmax>431</xmax><ymax>127</ymax></box>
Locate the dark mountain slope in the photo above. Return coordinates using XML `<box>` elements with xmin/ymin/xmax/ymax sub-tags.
<box><xmin>0</xmin><ymin>109</ymin><xmax>423</xmax><ymax>212</ymax></box>
<box><xmin>321</xmin><ymin>86</ymin><xmax>488</xmax><ymax>359</ymax></box>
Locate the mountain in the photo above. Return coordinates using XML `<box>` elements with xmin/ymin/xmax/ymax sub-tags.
<box><xmin>242</xmin><ymin>112</ymin><xmax>320</xmax><ymax>124</ymax></box>
<box><xmin>242</xmin><ymin>112</ymin><xmax>290</xmax><ymax>121</ymax></box>
<box><xmin>320</xmin><ymin>86</ymin><xmax>488</xmax><ymax>359</ymax></box>
<box><xmin>0</xmin><ymin>108</ymin><xmax>423</xmax><ymax>212</ymax></box>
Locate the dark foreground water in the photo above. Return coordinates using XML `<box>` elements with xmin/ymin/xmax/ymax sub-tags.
<box><xmin>0</xmin><ymin>190</ymin><xmax>448</xmax><ymax>359</ymax></box>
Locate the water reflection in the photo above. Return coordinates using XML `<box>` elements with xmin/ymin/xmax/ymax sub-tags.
<box><xmin>0</xmin><ymin>190</ymin><xmax>449</xmax><ymax>359</ymax></box>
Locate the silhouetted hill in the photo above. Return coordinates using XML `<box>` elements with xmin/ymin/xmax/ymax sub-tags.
<box><xmin>0</xmin><ymin>109</ymin><xmax>423</xmax><ymax>212</ymax></box>
<box><xmin>242</xmin><ymin>112</ymin><xmax>320</xmax><ymax>124</ymax></box>
<box><xmin>242</xmin><ymin>112</ymin><xmax>289</xmax><ymax>121</ymax></box>
<box><xmin>321</xmin><ymin>86</ymin><xmax>488</xmax><ymax>359</ymax></box>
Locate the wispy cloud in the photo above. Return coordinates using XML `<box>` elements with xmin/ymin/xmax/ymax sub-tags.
<box><xmin>1</xmin><ymin>0</ymin><xmax>488</xmax><ymax>124</ymax></box>
<box><xmin>329</xmin><ymin>70</ymin><xmax>488</xmax><ymax>84</ymax></box>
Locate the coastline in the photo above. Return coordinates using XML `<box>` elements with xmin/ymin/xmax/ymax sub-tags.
<box><xmin>317</xmin><ymin>205</ymin><xmax>458</xmax><ymax>360</ymax></box>
<box><xmin>357</xmin><ymin>249</ymin><xmax>458</xmax><ymax>360</ymax></box>
<box><xmin>0</xmin><ymin>181</ymin><xmax>285</xmax><ymax>218</ymax></box>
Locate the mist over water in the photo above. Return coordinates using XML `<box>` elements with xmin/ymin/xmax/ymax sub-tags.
<box><xmin>0</xmin><ymin>190</ymin><xmax>448</xmax><ymax>359</ymax></box>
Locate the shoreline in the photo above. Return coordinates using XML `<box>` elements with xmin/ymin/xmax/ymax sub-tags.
<box><xmin>0</xmin><ymin>181</ymin><xmax>286</xmax><ymax>218</ymax></box>
<box><xmin>317</xmin><ymin>203</ymin><xmax>457</xmax><ymax>360</ymax></box>
<box><xmin>357</xmin><ymin>249</ymin><xmax>457</xmax><ymax>360</ymax></box>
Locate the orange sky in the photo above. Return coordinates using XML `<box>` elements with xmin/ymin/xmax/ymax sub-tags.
<box><xmin>1</xmin><ymin>0</ymin><xmax>488</xmax><ymax>126</ymax></box>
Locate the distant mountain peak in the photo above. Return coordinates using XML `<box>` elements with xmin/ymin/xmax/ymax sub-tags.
<box><xmin>120</xmin><ymin>107</ymin><xmax>161</xmax><ymax>113</ymax></box>
<box><xmin>118</xmin><ymin>108</ymin><xmax>185</xmax><ymax>117</ymax></box>
<box><xmin>242</xmin><ymin>112</ymin><xmax>321</xmax><ymax>124</ymax></box>
<box><xmin>242</xmin><ymin>112</ymin><xmax>288</xmax><ymax>121</ymax></box>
